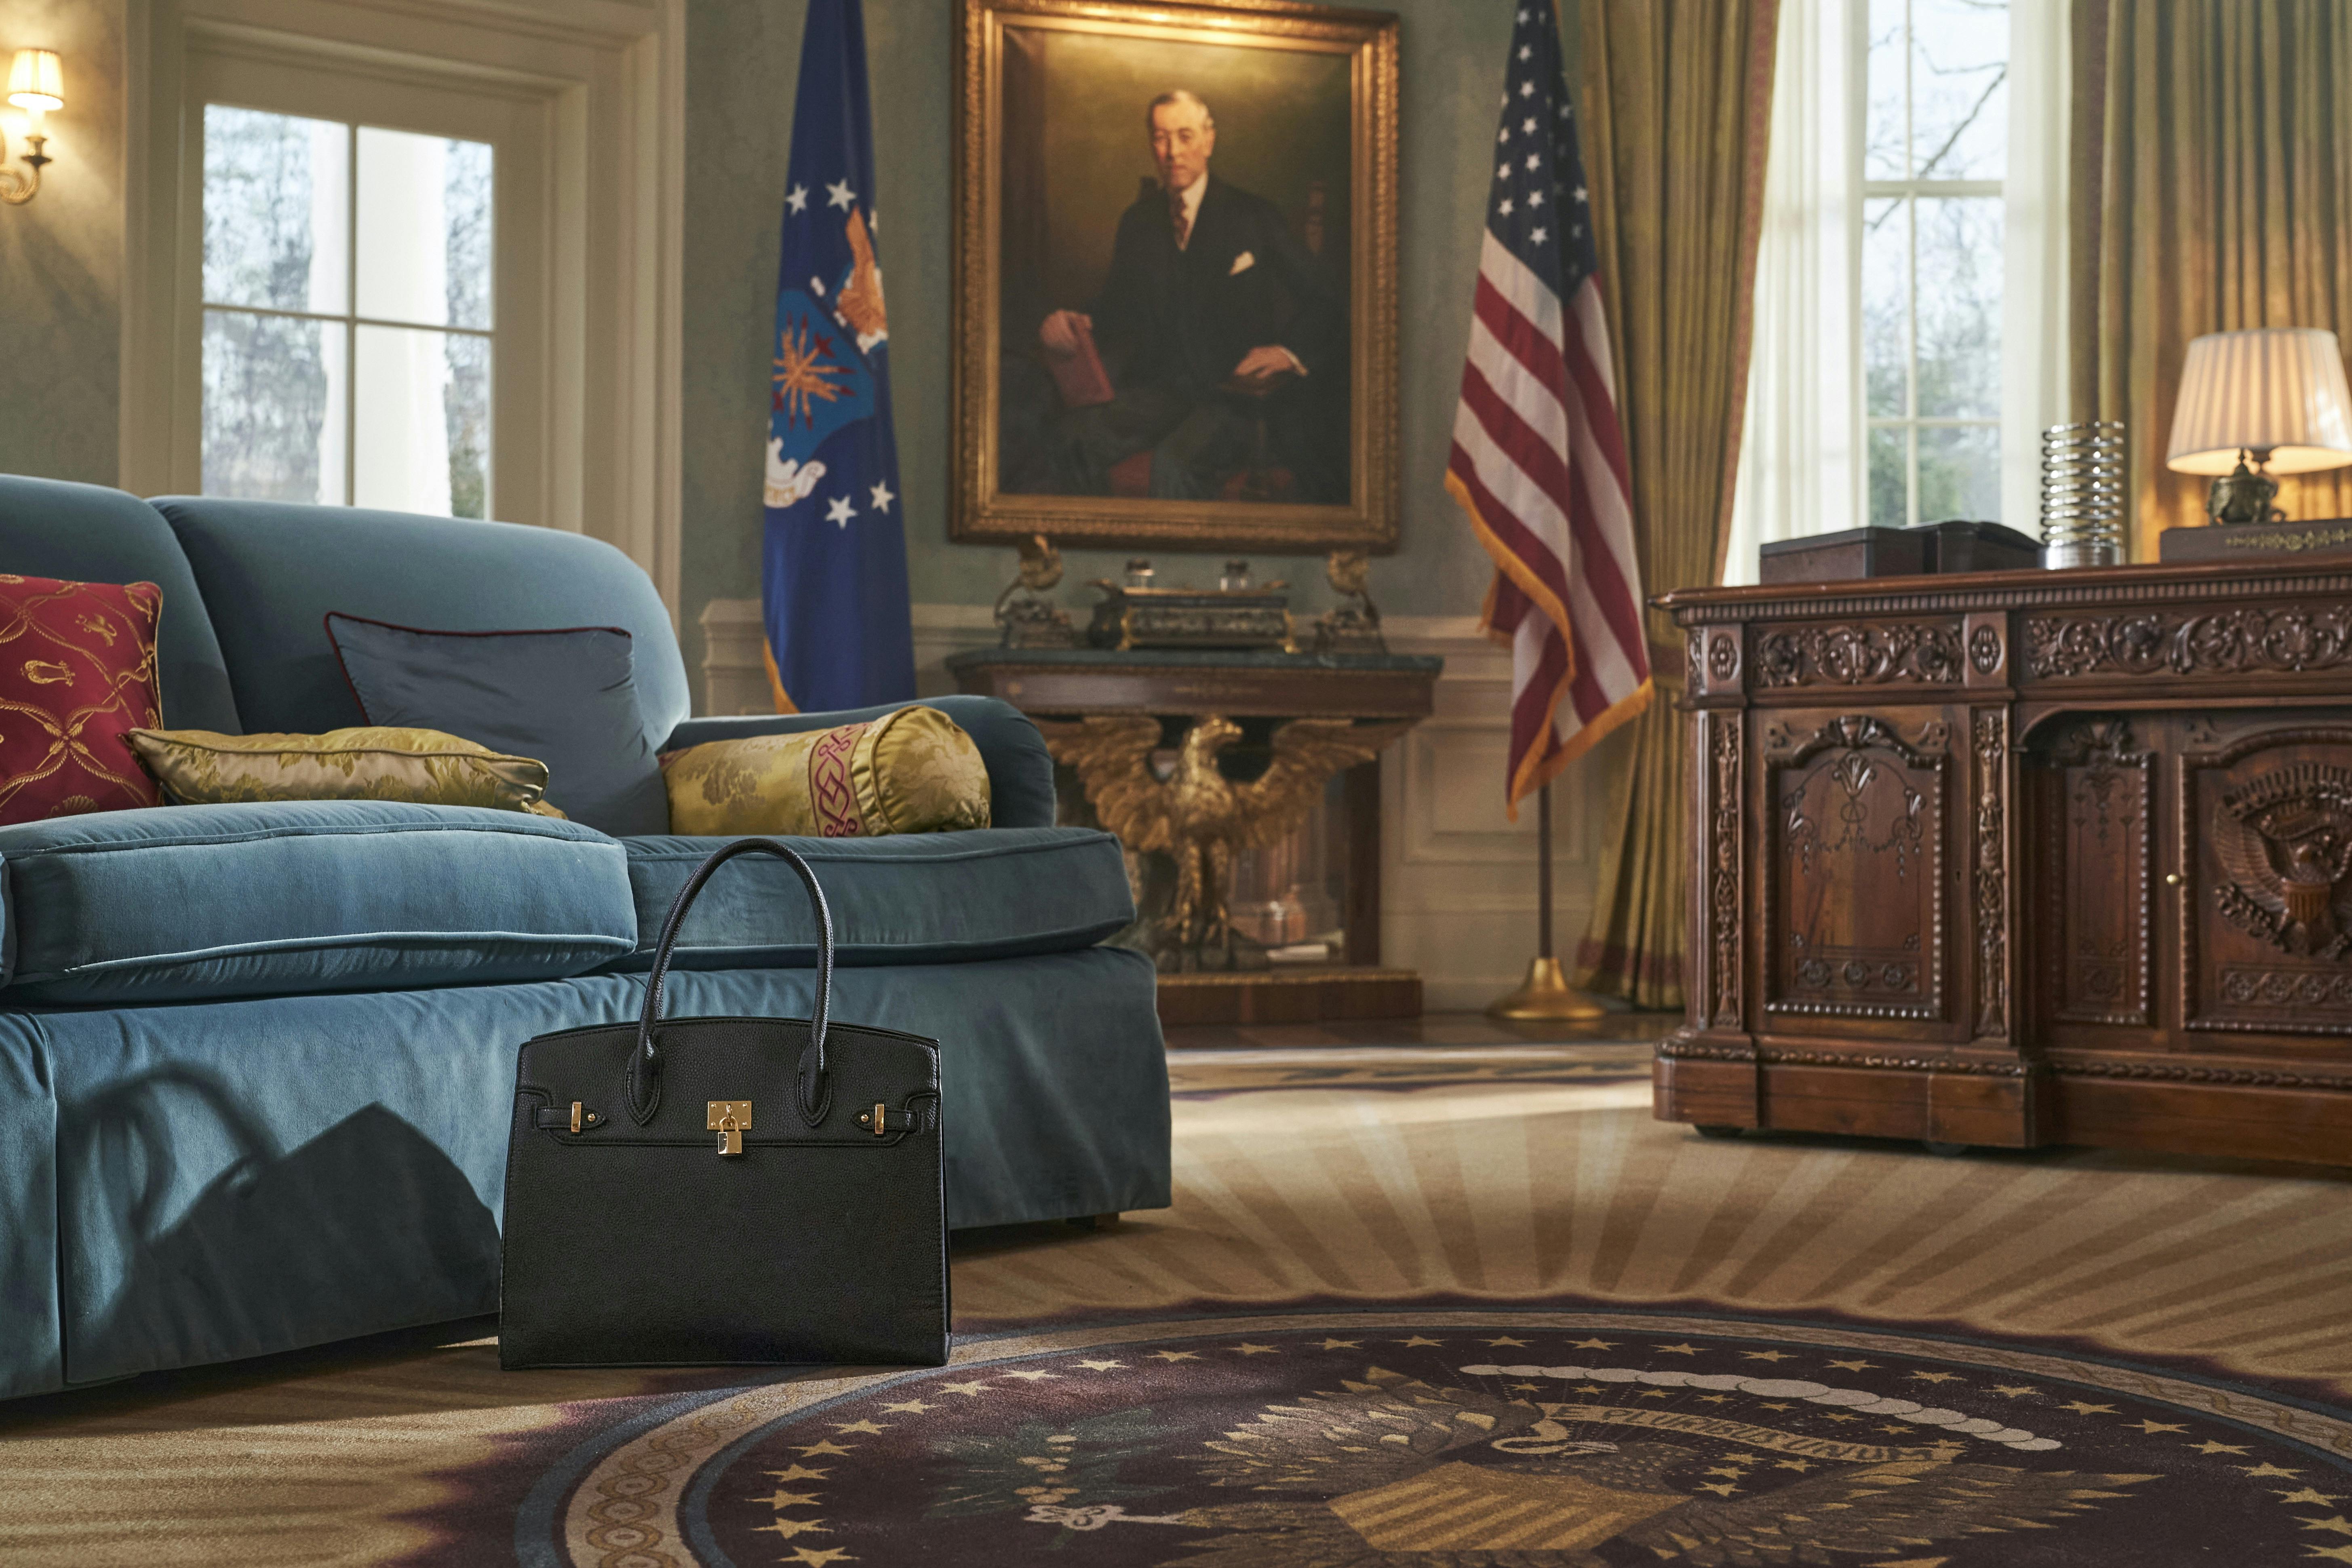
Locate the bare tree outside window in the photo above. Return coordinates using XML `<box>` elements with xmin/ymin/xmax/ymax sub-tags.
<box><xmin>201</xmin><ymin>105</ymin><xmax>494</xmax><ymax>518</ymax></box>
<box><xmin>1861</xmin><ymin>0</ymin><xmax>2007</xmax><ymax>528</ymax></box>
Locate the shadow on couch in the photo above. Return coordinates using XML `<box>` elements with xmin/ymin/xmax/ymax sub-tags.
<box><xmin>61</xmin><ymin>1066</ymin><xmax>502</xmax><ymax>1387</ymax></box>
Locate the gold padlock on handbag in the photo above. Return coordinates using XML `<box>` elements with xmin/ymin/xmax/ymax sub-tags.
<box><xmin>707</xmin><ymin>1100</ymin><xmax>752</xmax><ymax>1157</ymax></box>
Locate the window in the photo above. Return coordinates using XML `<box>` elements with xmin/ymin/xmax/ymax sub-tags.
<box><xmin>1861</xmin><ymin>0</ymin><xmax>2006</xmax><ymax>527</ymax></box>
<box><xmin>201</xmin><ymin>108</ymin><xmax>494</xmax><ymax>516</ymax></box>
<box><xmin>1724</xmin><ymin>0</ymin><xmax>2067</xmax><ymax>582</ymax></box>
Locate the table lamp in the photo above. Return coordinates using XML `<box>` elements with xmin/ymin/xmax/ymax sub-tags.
<box><xmin>2166</xmin><ymin>328</ymin><xmax>2352</xmax><ymax>524</ymax></box>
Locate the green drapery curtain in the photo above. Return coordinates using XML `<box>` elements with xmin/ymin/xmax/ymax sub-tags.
<box><xmin>1568</xmin><ymin>0</ymin><xmax>1780</xmax><ymax>1010</ymax></box>
<box><xmin>2084</xmin><ymin>0</ymin><xmax>2352</xmax><ymax>560</ymax></box>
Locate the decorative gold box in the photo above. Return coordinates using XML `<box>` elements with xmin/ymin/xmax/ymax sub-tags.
<box><xmin>1085</xmin><ymin>584</ymin><xmax>1292</xmax><ymax>652</ymax></box>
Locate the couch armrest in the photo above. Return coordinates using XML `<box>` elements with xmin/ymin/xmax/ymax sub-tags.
<box><xmin>662</xmin><ymin>695</ymin><xmax>1058</xmax><ymax>830</ymax></box>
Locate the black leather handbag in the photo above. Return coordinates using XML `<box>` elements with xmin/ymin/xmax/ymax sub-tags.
<box><xmin>499</xmin><ymin>837</ymin><xmax>948</xmax><ymax>1369</ymax></box>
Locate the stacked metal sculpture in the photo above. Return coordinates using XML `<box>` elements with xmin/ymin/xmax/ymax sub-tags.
<box><xmin>2040</xmin><ymin>421</ymin><xmax>2128</xmax><ymax>568</ymax></box>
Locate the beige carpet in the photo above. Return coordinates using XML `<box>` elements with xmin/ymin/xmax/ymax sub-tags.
<box><xmin>1</xmin><ymin>1042</ymin><xmax>2346</xmax><ymax>1566</ymax></box>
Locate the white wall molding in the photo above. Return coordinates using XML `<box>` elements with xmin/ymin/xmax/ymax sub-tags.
<box><xmin>695</xmin><ymin>599</ymin><xmax>1615</xmax><ymax>1010</ymax></box>
<box><xmin>121</xmin><ymin>0</ymin><xmax>685</xmax><ymax>615</ymax></box>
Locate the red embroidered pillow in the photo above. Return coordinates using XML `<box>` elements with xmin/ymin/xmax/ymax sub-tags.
<box><xmin>0</xmin><ymin>575</ymin><xmax>165</xmax><ymax>824</ymax></box>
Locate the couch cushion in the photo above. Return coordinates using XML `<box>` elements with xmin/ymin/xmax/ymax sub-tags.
<box><xmin>326</xmin><ymin>614</ymin><xmax>666</xmax><ymax>835</ymax></box>
<box><xmin>147</xmin><ymin>498</ymin><xmax>687</xmax><ymax>757</ymax></box>
<box><xmin>0</xmin><ymin>477</ymin><xmax>240</xmax><ymax>732</ymax></box>
<box><xmin>0</xmin><ymin>801</ymin><xmax>636</xmax><ymax>1005</ymax></box>
<box><xmin>605</xmin><ymin>826</ymin><xmax>1133</xmax><ymax>970</ymax></box>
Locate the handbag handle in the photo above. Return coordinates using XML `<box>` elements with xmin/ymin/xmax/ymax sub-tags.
<box><xmin>629</xmin><ymin>837</ymin><xmax>832</xmax><ymax>1127</ymax></box>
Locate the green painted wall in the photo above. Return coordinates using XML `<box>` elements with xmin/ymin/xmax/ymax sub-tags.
<box><xmin>0</xmin><ymin>0</ymin><xmax>124</xmax><ymax>487</ymax></box>
<box><xmin>679</xmin><ymin>0</ymin><xmax>1523</xmax><ymax>693</ymax></box>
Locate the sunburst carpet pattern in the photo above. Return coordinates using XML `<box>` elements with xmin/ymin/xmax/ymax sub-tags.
<box><xmin>3</xmin><ymin>1038</ymin><xmax>2349</xmax><ymax>1566</ymax></box>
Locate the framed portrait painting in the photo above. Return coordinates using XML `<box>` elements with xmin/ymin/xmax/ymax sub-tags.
<box><xmin>952</xmin><ymin>0</ymin><xmax>1400</xmax><ymax>553</ymax></box>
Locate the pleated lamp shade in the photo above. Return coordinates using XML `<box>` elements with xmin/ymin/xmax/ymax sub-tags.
<box><xmin>2167</xmin><ymin>328</ymin><xmax>2352</xmax><ymax>476</ymax></box>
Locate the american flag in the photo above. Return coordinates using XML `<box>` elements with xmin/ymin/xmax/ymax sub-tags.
<box><xmin>1446</xmin><ymin>1</ymin><xmax>1650</xmax><ymax>811</ymax></box>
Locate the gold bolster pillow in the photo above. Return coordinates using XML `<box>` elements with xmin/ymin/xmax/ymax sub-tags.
<box><xmin>662</xmin><ymin>704</ymin><xmax>991</xmax><ymax>837</ymax></box>
<box><xmin>126</xmin><ymin>727</ymin><xmax>565</xmax><ymax>818</ymax></box>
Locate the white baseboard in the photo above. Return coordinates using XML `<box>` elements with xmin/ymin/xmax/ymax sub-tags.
<box><xmin>696</xmin><ymin>600</ymin><xmax>1617</xmax><ymax>1006</ymax></box>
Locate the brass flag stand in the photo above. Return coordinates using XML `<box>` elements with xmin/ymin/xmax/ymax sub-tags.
<box><xmin>1487</xmin><ymin>782</ymin><xmax>1609</xmax><ymax>1020</ymax></box>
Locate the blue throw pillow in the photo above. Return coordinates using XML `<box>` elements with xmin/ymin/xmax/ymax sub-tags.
<box><xmin>326</xmin><ymin>613</ymin><xmax>668</xmax><ymax>836</ymax></box>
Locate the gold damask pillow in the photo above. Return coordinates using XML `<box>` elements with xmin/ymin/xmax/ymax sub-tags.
<box><xmin>126</xmin><ymin>727</ymin><xmax>566</xmax><ymax>818</ymax></box>
<box><xmin>663</xmin><ymin>705</ymin><xmax>991</xmax><ymax>837</ymax></box>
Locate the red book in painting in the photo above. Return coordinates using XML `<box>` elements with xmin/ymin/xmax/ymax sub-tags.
<box><xmin>1045</xmin><ymin>316</ymin><xmax>1116</xmax><ymax>409</ymax></box>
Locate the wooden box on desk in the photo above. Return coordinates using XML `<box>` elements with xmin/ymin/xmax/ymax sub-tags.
<box><xmin>1756</xmin><ymin>527</ymin><xmax>1930</xmax><ymax>584</ymax></box>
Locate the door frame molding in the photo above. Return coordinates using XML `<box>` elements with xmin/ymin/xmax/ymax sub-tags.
<box><xmin>121</xmin><ymin>0</ymin><xmax>684</xmax><ymax>617</ymax></box>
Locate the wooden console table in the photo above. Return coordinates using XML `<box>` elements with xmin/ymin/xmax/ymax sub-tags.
<box><xmin>948</xmin><ymin>647</ymin><xmax>1441</xmax><ymax>1026</ymax></box>
<box><xmin>1659</xmin><ymin>558</ymin><xmax>2352</xmax><ymax>1165</ymax></box>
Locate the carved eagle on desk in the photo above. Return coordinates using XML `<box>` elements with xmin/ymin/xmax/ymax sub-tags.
<box><xmin>2213</xmin><ymin>763</ymin><xmax>2352</xmax><ymax>955</ymax></box>
<box><xmin>1037</xmin><ymin>714</ymin><xmax>1409</xmax><ymax>960</ymax></box>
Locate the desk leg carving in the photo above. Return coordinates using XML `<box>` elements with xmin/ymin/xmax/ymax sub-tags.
<box><xmin>1708</xmin><ymin>711</ymin><xmax>1745</xmax><ymax>1029</ymax></box>
<box><xmin>1973</xmin><ymin>709</ymin><xmax>2008</xmax><ymax>1038</ymax></box>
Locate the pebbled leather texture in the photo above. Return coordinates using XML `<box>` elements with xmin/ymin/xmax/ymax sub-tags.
<box><xmin>499</xmin><ymin>838</ymin><xmax>948</xmax><ymax>1369</ymax></box>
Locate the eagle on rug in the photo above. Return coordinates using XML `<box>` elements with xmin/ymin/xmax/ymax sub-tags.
<box><xmin>957</xmin><ymin>1366</ymin><xmax>2153</xmax><ymax>1566</ymax></box>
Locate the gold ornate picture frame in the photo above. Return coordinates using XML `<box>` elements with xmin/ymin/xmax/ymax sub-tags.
<box><xmin>952</xmin><ymin>0</ymin><xmax>1399</xmax><ymax>554</ymax></box>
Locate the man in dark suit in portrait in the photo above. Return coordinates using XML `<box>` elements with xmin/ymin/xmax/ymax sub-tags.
<box><xmin>1038</xmin><ymin>89</ymin><xmax>1346</xmax><ymax>502</ymax></box>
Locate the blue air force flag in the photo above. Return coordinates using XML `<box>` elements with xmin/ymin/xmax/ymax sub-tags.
<box><xmin>761</xmin><ymin>0</ymin><xmax>915</xmax><ymax>712</ymax></box>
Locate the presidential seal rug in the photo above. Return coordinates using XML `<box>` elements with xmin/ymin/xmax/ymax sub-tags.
<box><xmin>3</xmin><ymin>1039</ymin><xmax>2350</xmax><ymax>1568</ymax></box>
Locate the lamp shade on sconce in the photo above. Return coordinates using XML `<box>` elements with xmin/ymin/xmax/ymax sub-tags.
<box><xmin>2166</xmin><ymin>328</ymin><xmax>2352</xmax><ymax>477</ymax></box>
<box><xmin>5</xmin><ymin>50</ymin><xmax>61</xmax><ymax>114</ymax></box>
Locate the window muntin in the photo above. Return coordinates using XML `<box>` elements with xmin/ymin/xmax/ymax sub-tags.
<box><xmin>200</xmin><ymin>106</ymin><xmax>493</xmax><ymax>517</ymax></box>
<box><xmin>1861</xmin><ymin>0</ymin><xmax>2007</xmax><ymax>528</ymax></box>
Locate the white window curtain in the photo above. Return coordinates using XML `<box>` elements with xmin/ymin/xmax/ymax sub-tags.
<box><xmin>1722</xmin><ymin>0</ymin><xmax>2070</xmax><ymax>586</ymax></box>
<box><xmin>1998</xmin><ymin>0</ymin><xmax>2071</xmax><ymax>537</ymax></box>
<box><xmin>1724</xmin><ymin>0</ymin><xmax>1859</xmax><ymax>585</ymax></box>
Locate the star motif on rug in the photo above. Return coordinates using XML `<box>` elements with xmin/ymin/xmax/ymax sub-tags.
<box><xmin>1149</xmin><ymin>1351</ymin><xmax>1201</xmax><ymax>1362</ymax></box>
<box><xmin>752</xmin><ymin>1490</ymin><xmax>821</xmax><ymax>1509</ymax></box>
<box><xmin>2132</xmin><ymin>1420</ymin><xmax>2188</xmax><ymax>1434</ymax></box>
<box><xmin>784</xmin><ymin>1550</ymin><xmax>855</xmax><ymax>1567</ymax></box>
<box><xmin>753</xmin><ymin>1517</ymin><xmax>832</xmax><ymax>1541</ymax></box>
<box><xmin>2301</xmin><ymin>1545</ymin><xmax>2352</xmax><ymax>1564</ymax></box>
<box><xmin>2063</xmin><ymin>1401</ymin><xmax>2118</xmax><ymax>1414</ymax></box>
<box><xmin>1482</xmin><ymin>1336</ymin><xmax>1528</xmax><ymax>1347</ymax></box>
<box><xmin>1655</xmin><ymin>1342</ymin><xmax>1701</xmax><ymax>1355</ymax></box>
<box><xmin>999</xmin><ymin>1370</ymin><xmax>1058</xmax><ymax>1382</ymax></box>
<box><xmin>1231</xmin><ymin>1343</ymin><xmax>1278</xmax><ymax>1355</ymax></box>
<box><xmin>766</xmin><ymin>1465</ymin><xmax>830</xmax><ymax>1482</ymax></box>
<box><xmin>1320</xmin><ymin>1339</ymin><xmax>1362</xmax><ymax>1350</ymax></box>
<box><xmin>2300</xmin><ymin>1516</ymin><xmax>2352</xmax><ymax>1536</ymax></box>
<box><xmin>2194</xmin><ymin>1441</ymin><xmax>2252</xmax><ymax>1454</ymax></box>
<box><xmin>880</xmin><ymin>1400</ymin><xmax>932</xmax><ymax>1414</ymax></box>
<box><xmin>1392</xmin><ymin>1336</ymin><xmax>1442</xmax><ymax>1347</ymax></box>
<box><xmin>1568</xmin><ymin>1338</ymin><xmax>1614</xmax><ymax>1350</ymax></box>
<box><xmin>939</xmin><ymin>1380</ymin><xmax>993</xmax><ymax>1397</ymax></box>
<box><xmin>2247</xmin><ymin>1464</ymin><xmax>2305</xmax><ymax>1478</ymax></box>
<box><xmin>833</xmin><ymin>1420</ymin><xmax>887</xmax><ymax>1435</ymax></box>
<box><xmin>1993</xmin><ymin>1384</ymin><xmax>2039</xmax><ymax>1397</ymax></box>
<box><xmin>1827</xmin><ymin>1358</ymin><xmax>1877</xmax><ymax>1371</ymax></box>
<box><xmin>1741</xmin><ymin>1350</ymin><xmax>1792</xmax><ymax>1362</ymax></box>
<box><xmin>1909</xmin><ymin>1370</ymin><xmax>1962</xmax><ymax>1383</ymax></box>
<box><xmin>793</xmin><ymin>1440</ymin><xmax>854</xmax><ymax>1457</ymax></box>
<box><xmin>2282</xmin><ymin>1490</ymin><xmax>2348</xmax><ymax>1506</ymax></box>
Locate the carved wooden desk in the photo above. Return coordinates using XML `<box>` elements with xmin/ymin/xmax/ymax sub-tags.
<box><xmin>1658</xmin><ymin>560</ymin><xmax>2352</xmax><ymax>1164</ymax></box>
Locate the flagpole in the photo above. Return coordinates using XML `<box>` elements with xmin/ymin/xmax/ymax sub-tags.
<box><xmin>1487</xmin><ymin>780</ymin><xmax>1609</xmax><ymax>1020</ymax></box>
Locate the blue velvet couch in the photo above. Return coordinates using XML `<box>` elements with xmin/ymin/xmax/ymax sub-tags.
<box><xmin>0</xmin><ymin>476</ymin><xmax>1169</xmax><ymax>1400</ymax></box>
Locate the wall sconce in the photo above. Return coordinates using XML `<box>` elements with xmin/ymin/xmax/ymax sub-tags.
<box><xmin>2</xmin><ymin>49</ymin><xmax>63</xmax><ymax>207</ymax></box>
